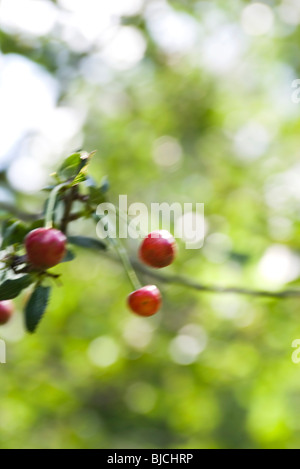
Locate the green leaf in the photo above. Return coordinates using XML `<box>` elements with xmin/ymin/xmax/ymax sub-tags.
<box><xmin>68</xmin><ymin>236</ymin><xmax>107</xmax><ymax>251</ymax></box>
<box><xmin>27</xmin><ymin>219</ymin><xmax>44</xmax><ymax>231</ymax></box>
<box><xmin>88</xmin><ymin>186</ymin><xmax>106</xmax><ymax>205</ymax></box>
<box><xmin>1</xmin><ymin>219</ymin><xmax>47</xmax><ymax>250</ymax></box>
<box><xmin>0</xmin><ymin>275</ymin><xmax>33</xmax><ymax>301</ymax></box>
<box><xmin>58</xmin><ymin>153</ymin><xmax>82</xmax><ymax>179</ymax></box>
<box><xmin>1</xmin><ymin>220</ymin><xmax>28</xmax><ymax>249</ymax></box>
<box><xmin>61</xmin><ymin>249</ymin><xmax>76</xmax><ymax>263</ymax></box>
<box><xmin>87</xmin><ymin>177</ymin><xmax>109</xmax><ymax>205</ymax></box>
<box><xmin>25</xmin><ymin>285</ymin><xmax>51</xmax><ymax>333</ymax></box>
<box><xmin>71</xmin><ymin>165</ymin><xmax>88</xmax><ymax>186</ymax></box>
<box><xmin>58</xmin><ymin>151</ymin><xmax>94</xmax><ymax>182</ymax></box>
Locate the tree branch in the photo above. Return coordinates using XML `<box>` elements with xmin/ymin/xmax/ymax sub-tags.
<box><xmin>60</xmin><ymin>186</ymin><xmax>77</xmax><ymax>234</ymax></box>
<box><xmin>0</xmin><ymin>202</ymin><xmax>39</xmax><ymax>222</ymax></box>
<box><xmin>2</xmin><ymin>199</ymin><xmax>300</xmax><ymax>299</ymax></box>
<box><xmin>130</xmin><ymin>260</ymin><xmax>300</xmax><ymax>299</ymax></box>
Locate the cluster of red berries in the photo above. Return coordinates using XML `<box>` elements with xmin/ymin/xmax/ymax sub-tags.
<box><xmin>0</xmin><ymin>228</ymin><xmax>176</xmax><ymax>325</ymax></box>
<box><xmin>128</xmin><ymin>230</ymin><xmax>177</xmax><ymax>317</ymax></box>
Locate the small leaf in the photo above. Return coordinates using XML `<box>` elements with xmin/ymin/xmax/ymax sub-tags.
<box><xmin>25</xmin><ymin>284</ymin><xmax>51</xmax><ymax>333</ymax></box>
<box><xmin>60</xmin><ymin>249</ymin><xmax>76</xmax><ymax>263</ymax></box>
<box><xmin>1</xmin><ymin>219</ymin><xmax>47</xmax><ymax>250</ymax></box>
<box><xmin>1</xmin><ymin>220</ymin><xmax>28</xmax><ymax>249</ymax></box>
<box><xmin>88</xmin><ymin>177</ymin><xmax>109</xmax><ymax>205</ymax></box>
<box><xmin>71</xmin><ymin>166</ymin><xmax>88</xmax><ymax>186</ymax></box>
<box><xmin>58</xmin><ymin>153</ymin><xmax>82</xmax><ymax>179</ymax></box>
<box><xmin>27</xmin><ymin>219</ymin><xmax>44</xmax><ymax>231</ymax></box>
<box><xmin>88</xmin><ymin>186</ymin><xmax>106</xmax><ymax>205</ymax></box>
<box><xmin>0</xmin><ymin>275</ymin><xmax>33</xmax><ymax>301</ymax></box>
<box><xmin>58</xmin><ymin>151</ymin><xmax>94</xmax><ymax>182</ymax></box>
<box><xmin>68</xmin><ymin>236</ymin><xmax>107</xmax><ymax>251</ymax></box>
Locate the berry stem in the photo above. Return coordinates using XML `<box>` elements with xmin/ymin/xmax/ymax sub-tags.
<box><xmin>96</xmin><ymin>214</ymin><xmax>141</xmax><ymax>291</ymax></box>
<box><xmin>110</xmin><ymin>237</ymin><xmax>142</xmax><ymax>291</ymax></box>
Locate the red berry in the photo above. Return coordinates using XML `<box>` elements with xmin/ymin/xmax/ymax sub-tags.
<box><xmin>0</xmin><ymin>301</ymin><xmax>14</xmax><ymax>325</ymax></box>
<box><xmin>25</xmin><ymin>228</ymin><xmax>67</xmax><ymax>269</ymax></box>
<box><xmin>127</xmin><ymin>285</ymin><xmax>162</xmax><ymax>317</ymax></box>
<box><xmin>139</xmin><ymin>230</ymin><xmax>177</xmax><ymax>268</ymax></box>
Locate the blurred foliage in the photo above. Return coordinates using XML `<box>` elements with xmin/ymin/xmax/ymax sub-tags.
<box><xmin>1</xmin><ymin>0</ymin><xmax>300</xmax><ymax>449</ymax></box>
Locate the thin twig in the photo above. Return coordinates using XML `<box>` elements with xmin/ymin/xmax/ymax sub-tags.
<box><xmin>0</xmin><ymin>202</ymin><xmax>39</xmax><ymax>222</ymax></box>
<box><xmin>67</xmin><ymin>211</ymin><xmax>87</xmax><ymax>222</ymax></box>
<box><xmin>2</xmin><ymin>197</ymin><xmax>300</xmax><ymax>299</ymax></box>
<box><xmin>130</xmin><ymin>260</ymin><xmax>300</xmax><ymax>299</ymax></box>
<box><xmin>60</xmin><ymin>186</ymin><xmax>77</xmax><ymax>234</ymax></box>
<box><xmin>98</xmin><ymin>250</ymin><xmax>300</xmax><ymax>299</ymax></box>
<box><xmin>111</xmin><ymin>239</ymin><xmax>142</xmax><ymax>291</ymax></box>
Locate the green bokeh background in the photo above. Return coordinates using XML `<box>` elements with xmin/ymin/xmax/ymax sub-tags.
<box><xmin>1</xmin><ymin>0</ymin><xmax>300</xmax><ymax>449</ymax></box>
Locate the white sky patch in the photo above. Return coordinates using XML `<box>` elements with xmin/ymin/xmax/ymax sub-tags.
<box><xmin>0</xmin><ymin>54</ymin><xmax>58</xmax><ymax>168</ymax></box>
<box><xmin>278</xmin><ymin>0</ymin><xmax>300</xmax><ymax>25</ymax></box>
<box><xmin>59</xmin><ymin>0</ymin><xmax>143</xmax><ymax>17</ymax></box>
<box><xmin>0</xmin><ymin>54</ymin><xmax>85</xmax><ymax>183</ymax></box>
<box><xmin>146</xmin><ymin>1</ymin><xmax>199</xmax><ymax>54</ymax></box>
<box><xmin>241</xmin><ymin>3</ymin><xmax>274</xmax><ymax>36</ymax></box>
<box><xmin>258</xmin><ymin>245</ymin><xmax>300</xmax><ymax>286</ymax></box>
<box><xmin>107</xmin><ymin>0</ymin><xmax>144</xmax><ymax>16</ymax></box>
<box><xmin>1</xmin><ymin>0</ymin><xmax>58</xmax><ymax>37</ymax></box>
<box><xmin>39</xmin><ymin>106</ymin><xmax>85</xmax><ymax>152</ymax></box>
<box><xmin>100</xmin><ymin>27</ymin><xmax>146</xmax><ymax>70</ymax></box>
<box><xmin>58</xmin><ymin>6</ymin><xmax>114</xmax><ymax>52</ymax></box>
<box><xmin>79</xmin><ymin>55</ymin><xmax>114</xmax><ymax>85</ymax></box>
<box><xmin>201</xmin><ymin>24</ymin><xmax>245</xmax><ymax>74</ymax></box>
<box><xmin>58</xmin><ymin>0</ymin><xmax>144</xmax><ymax>52</ymax></box>
<box><xmin>7</xmin><ymin>156</ymin><xmax>48</xmax><ymax>194</ymax></box>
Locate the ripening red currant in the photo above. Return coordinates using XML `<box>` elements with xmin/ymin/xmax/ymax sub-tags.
<box><xmin>0</xmin><ymin>301</ymin><xmax>14</xmax><ymax>325</ymax></box>
<box><xmin>127</xmin><ymin>285</ymin><xmax>162</xmax><ymax>317</ymax></box>
<box><xmin>25</xmin><ymin>228</ymin><xmax>67</xmax><ymax>270</ymax></box>
<box><xmin>139</xmin><ymin>230</ymin><xmax>177</xmax><ymax>268</ymax></box>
